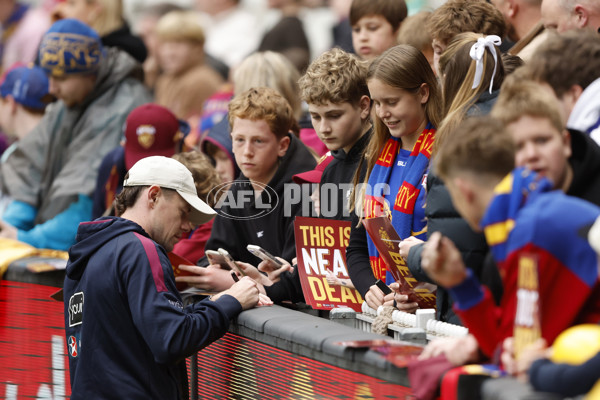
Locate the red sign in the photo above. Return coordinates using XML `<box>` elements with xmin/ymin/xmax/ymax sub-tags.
<box><xmin>294</xmin><ymin>217</ymin><xmax>364</xmax><ymax>312</ymax></box>
<box><xmin>362</xmin><ymin>216</ymin><xmax>436</xmax><ymax>309</ymax></box>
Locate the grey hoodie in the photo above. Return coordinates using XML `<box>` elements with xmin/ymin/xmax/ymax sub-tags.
<box><xmin>1</xmin><ymin>48</ymin><xmax>152</xmax><ymax>226</ymax></box>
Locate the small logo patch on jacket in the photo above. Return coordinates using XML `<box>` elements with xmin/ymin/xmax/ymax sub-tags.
<box><xmin>68</xmin><ymin>292</ymin><xmax>84</xmax><ymax>327</ymax></box>
<box><xmin>68</xmin><ymin>335</ymin><xmax>79</xmax><ymax>357</ymax></box>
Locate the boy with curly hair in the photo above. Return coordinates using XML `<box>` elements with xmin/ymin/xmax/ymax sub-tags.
<box><xmin>428</xmin><ymin>0</ymin><xmax>506</xmax><ymax>75</ymax></box>
<box><xmin>298</xmin><ymin>47</ymin><xmax>372</xmax><ymax>220</ymax></box>
<box><xmin>176</xmin><ymin>87</ymin><xmax>316</xmax><ymax>292</ymax></box>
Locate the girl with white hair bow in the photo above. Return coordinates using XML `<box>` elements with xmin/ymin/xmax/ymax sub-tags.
<box><xmin>435</xmin><ymin>32</ymin><xmax>506</xmax><ymax>150</ymax></box>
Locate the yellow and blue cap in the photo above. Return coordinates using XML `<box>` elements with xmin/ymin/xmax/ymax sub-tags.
<box><xmin>38</xmin><ymin>19</ymin><xmax>105</xmax><ymax>78</ymax></box>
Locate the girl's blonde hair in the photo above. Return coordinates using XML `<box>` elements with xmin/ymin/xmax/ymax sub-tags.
<box><xmin>436</xmin><ymin>32</ymin><xmax>505</xmax><ymax>152</ymax></box>
<box><xmin>233</xmin><ymin>51</ymin><xmax>302</xmax><ymax>120</ymax></box>
<box><xmin>155</xmin><ymin>10</ymin><xmax>205</xmax><ymax>45</ymax></box>
<box><xmin>349</xmin><ymin>45</ymin><xmax>442</xmax><ymax>212</ymax></box>
<box><xmin>86</xmin><ymin>0</ymin><xmax>125</xmax><ymax>37</ymax></box>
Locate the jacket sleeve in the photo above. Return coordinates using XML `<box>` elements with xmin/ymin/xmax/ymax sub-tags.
<box><xmin>280</xmin><ymin>212</ymin><xmax>299</xmax><ymax>264</ymax></box>
<box><xmin>3</xmin><ymin>200</ymin><xmax>37</xmax><ymax>230</ymax></box>
<box><xmin>264</xmin><ymin>265</ymin><xmax>305</xmax><ymax>304</ymax></box>
<box><xmin>529</xmin><ymin>352</ymin><xmax>600</xmax><ymax>397</ymax></box>
<box><xmin>448</xmin><ymin>268</ymin><xmax>502</xmax><ymax>357</ymax></box>
<box><xmin>124</xmin><ymin>240</ymin><xmax>242</xmax><ymax>365</ymax></box>
<box><xmin>346</xmin><ymin>213</ymin><xmax>377</xmax><ymax>297</ymax></box>
<box><xmin>16</xmin><ymin>195</ymin><xmax>93</xmax><ymax>250</ymax></box>
<box><xmin>1</xmin><ymin>109</ymin><xmax>53</xmax><ymax>204</ymax></box>
<box><xmin>406</xmin><ymin>242</ymin><xmax>435</xmax><ymax>283</ymax></box>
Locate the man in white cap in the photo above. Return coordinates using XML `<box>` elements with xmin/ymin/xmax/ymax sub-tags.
<box><xmin>63</xmin><ymin>156</ymin><xmax>261</xmax><ymax>399</ymax></box>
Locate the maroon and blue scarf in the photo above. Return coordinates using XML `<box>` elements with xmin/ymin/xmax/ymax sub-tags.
<box><xmin>364</xmin><ymin>123</ymin><xmax>435</xmax><ymax>282</ymax></box>
<box><xmin>480</xmin><ymin>167</ymin><xmax>552</xmax><ymax>263</ymax></box>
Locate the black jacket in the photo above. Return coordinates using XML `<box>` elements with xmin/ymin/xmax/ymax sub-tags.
<box><xmin>405</xmin><ymin>170</ymin><xmax>489</xmax><ymax>324</ymax></box>
<box><xmin>102</xmin><ymin>23</ymin><xmax>147</xmax><ymax>63</ymax></box>
<box><xmin>568</xmin><ymin>128</ymin><xmax>600</xmax><ymax>205</ymax></box>
<box><xmin>319</xmin><ymin>129</ymin><xmax>371</xmax><ymax>220</ymax></box>
<box><xmin>199</xmin><ymin>134</ymin><xmax>316</xmax><ymax>267</ymax></box>
<box><xmin>266</xmin><ymin>130</ymin><xmax>371</xmax><ymax>303</ymax></box>
<box><xmin>346</xmin><ymin>212</ymin><xmax>374</xmax><ymax>297</ymax></box>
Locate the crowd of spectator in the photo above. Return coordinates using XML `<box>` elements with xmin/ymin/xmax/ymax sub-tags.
<box><xmin>0</xmin><ymin>0</ymin><xmax>599</xmax><ymax>398</ymax></box>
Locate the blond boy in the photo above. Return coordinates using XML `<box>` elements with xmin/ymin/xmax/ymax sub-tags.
<box><xmin>491</xmin><ymin>77</ymin><xmax>600</xmax><ymax>206</ymax></box>
<box><xmin>154</xmin><ymin>11</ymin><xmax>223</xmax><ymax>121</ymax></box>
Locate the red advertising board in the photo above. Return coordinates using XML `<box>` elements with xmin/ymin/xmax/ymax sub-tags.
<box><xmin>0</xmin><ymin>280</ymin><xmax>71</xmax><ymax>399</ymax></box>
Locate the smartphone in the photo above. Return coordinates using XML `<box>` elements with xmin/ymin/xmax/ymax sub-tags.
<box><xmin>247</xmin><ymin>244</ymin><xmax>284</xmax><ymax>268</ymax></box>
<box><xmin>205</xmin><ymin>250</ymin><xmax>229</xmax><ymax>269</ymax></box>
<box><xmin>218</xmin><ymin>248</ymin><xmax>246</xmax><ymax>277</ymax></box>
<box><xmin>375</xmin><ymin>279</ymin><xmax>392</xmax><ymax>295</ymax></box>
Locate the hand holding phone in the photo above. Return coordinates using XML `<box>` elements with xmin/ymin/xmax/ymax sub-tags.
<box><xmin>205</xmin><ymin>250</ymin><xmax>230</xmax><ymax>269</ymax></box>
<box><xmin>247</xmin><ymin>244</ymin><xmax>284</xmax><ymax>269</ymax></box>
<box><xmin>218</xmin><ymin>248</ymin><xmax>246</xmax><ymax>277</ymax></box>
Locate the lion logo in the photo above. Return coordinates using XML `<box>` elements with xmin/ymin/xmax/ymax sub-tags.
<box><xmin>379</xmin><ymin>227</ymin><xmax>394</xmax><ymax>250</ymax></box>
<box><xmin>136</xmin><ymin>125</ymin><xmax>156</xmax><ymax>149</ymax></box>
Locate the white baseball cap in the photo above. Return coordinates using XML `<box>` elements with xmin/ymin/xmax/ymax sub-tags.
<box><xmin>123</xmin><ymin>156</ymin><xmax>216</xmax><ymax>225</ymax></box>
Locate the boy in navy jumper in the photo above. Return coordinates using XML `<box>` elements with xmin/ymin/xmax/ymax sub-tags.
<box><xmin>421</xmin><ymin>116</ymin><xmax>600</xmax><ymax>361</ymax></box>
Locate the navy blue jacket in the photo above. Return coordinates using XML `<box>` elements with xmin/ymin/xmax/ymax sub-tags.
<box><xmin>530</xmin><ymin>351</ymin><xmax>600</xmax><ymax>397</ymax></box>
<box><xmin>64</xmin><ymin>217</ymin><xmax>241</xmax><ymax>399</ymax></box>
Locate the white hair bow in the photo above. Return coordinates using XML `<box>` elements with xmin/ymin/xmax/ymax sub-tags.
<box><xmin>469</xmin><ymin>35</ymin><xmax>502</xmax><ymax>94</ymax></box>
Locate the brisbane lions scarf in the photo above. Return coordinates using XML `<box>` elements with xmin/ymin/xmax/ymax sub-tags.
<box><xmin>364</xmin><ymin>123</ymin><xmax>435</xmax><ymax>283</ymax></box>
<box><xmin>479</xmin><ymin>167</ymin><xmax>551</xmax><ymax>263</ymax></box>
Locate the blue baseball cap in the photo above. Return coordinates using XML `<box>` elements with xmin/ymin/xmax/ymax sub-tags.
<box><xmin>0</xmin><ymin>65</ymin><xmax>50</xmax><ymax>110</ymax></box>
<box><xmin>38</xmin><ymin>19</ymin><xmax>104</xmax><ymax>77</ymax></box>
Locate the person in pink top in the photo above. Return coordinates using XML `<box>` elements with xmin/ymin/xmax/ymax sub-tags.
<box><xmin>0</xmin><ymin>0</ymin><xmax>53</xmax><ymax>71</ymax></box>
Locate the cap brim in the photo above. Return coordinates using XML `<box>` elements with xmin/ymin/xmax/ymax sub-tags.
<box><xmin>177</xmin><ymin>190</ymin><xmax>217</xmax><ymax>225</ymax></box>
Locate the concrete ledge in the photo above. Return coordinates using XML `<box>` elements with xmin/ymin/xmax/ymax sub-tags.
<box><xmin>229</xmin><ymin>305</ymin><xmax>410</xmax><ymax>385</ymax></box>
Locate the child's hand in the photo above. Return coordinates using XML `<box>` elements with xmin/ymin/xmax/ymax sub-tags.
<box><xmin>236</xmin><ymin>261</ymin><xmax>273</xmax><ymax>287</ymax></box>
<box><xmin>325</xmin><ymin>270</ymin><xmax>342</xmax><ymax>286</ymax></box>
<box><xmin>365</xmin><ymin>284</ymin><xmax>386</xmax><ymax>309</ymax></box>
<box><xmin>419</xmin><ymin>334</ymin><xmax>481</xmax><ymax>366</ymax></box>
<box><xmin>501</xmin><ymin>337</ymin><xmax>549</xmax><ymax>381</ymax></box>
<box><xmin>399</xmin><ymin>236</ymin><xmax>423</xmax><ymax>259</ymax></box>
<box><xmin>258</xmin><ymin>258</ymin><xmax>293</xmax><ymax>283</ymax></box>
<box><xmin>386</xmin><ymin>282</ymin><xmax>419</xmax><ymax>313</ymax></box>
<box><xmin>176</xmin><ymin>264</ymin><xmax>236</xmax><ymax>292</ymax></box>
